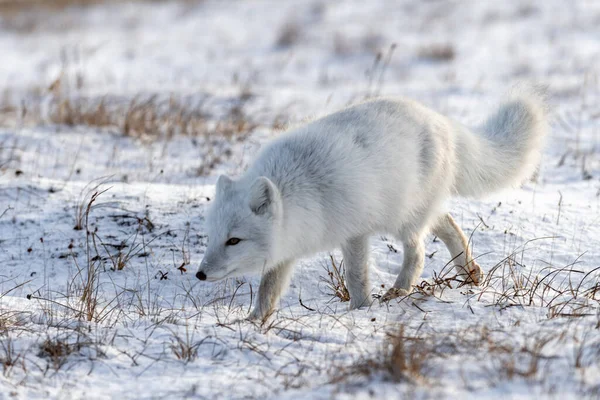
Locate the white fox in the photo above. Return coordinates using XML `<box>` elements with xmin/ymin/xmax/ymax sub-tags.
<box><xmin>196</xmin><ymin>90</ymin><xmax>547</xmax><ymax>321</ymax></box>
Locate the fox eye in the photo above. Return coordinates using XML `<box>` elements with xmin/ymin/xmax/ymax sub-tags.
<box><xmin>225</xmin><ymin>238</ymin><xmax>242</xmax><ymax>246</ymax></box>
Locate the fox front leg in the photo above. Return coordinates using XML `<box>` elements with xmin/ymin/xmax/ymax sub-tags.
<box><xmin>248</xmin><ymin>260</ymin><xmax>294</xmax><ymax>322</ymax></box>
<box><xmin>341</xmin><ymin>235</ymin><xmax>373</xmax><ymax>309</ymax></box>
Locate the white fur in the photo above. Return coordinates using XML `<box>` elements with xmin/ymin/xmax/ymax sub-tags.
<box><xmin>197</xmin><ymin>90</ymin><xmax>548</xmax><ymax>320</ymax></box>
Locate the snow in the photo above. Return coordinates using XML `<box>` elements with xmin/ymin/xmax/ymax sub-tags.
<box><xmin>1</xmin><ymin>0</ymin><xmax>599</xmax><ymax>399</ymax></box>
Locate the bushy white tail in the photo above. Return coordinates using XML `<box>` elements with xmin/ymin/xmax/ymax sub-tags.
<box><xmin>453</xmin><ymin>88</ymin><xmax>548</xmax><ymax>197</ymax></box>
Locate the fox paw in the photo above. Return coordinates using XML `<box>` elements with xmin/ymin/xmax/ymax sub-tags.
<box><xmin>379</xmin><ymin>287</ymin><xmax>410</xmax><ymax>303</ymax></box>
<box><xmin>458</xmin><ymin>261</ymin><xmax>484</xmax><ymax>286</ymax></box>
<box><xmin>247</xmin><ymin>307</ymin><xmax>273</xmax><ymax>324</ymax></box>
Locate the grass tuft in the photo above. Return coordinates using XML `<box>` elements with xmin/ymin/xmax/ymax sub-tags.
<box><xmin>320</xmin><ymin>254</ymin><xmax>350</xmax><ymax>303</ymax></box>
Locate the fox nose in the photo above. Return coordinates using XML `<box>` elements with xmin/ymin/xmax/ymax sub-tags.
<box><xmin>196</xmin><ymin>271</ymin><xmax>207</xmax><ymax>281</ymax></box>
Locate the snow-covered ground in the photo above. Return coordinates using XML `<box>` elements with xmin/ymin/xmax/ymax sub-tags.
<box><xmin>1</xmin><ymin>1</ymin><xmax>599</xmax><ymax>398</ymax></box>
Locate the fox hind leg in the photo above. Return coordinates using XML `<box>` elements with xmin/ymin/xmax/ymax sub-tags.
<box><xmin>431</xmin><ymin>213</ymin><xmax>483</xmax><ymax>285</ymax></box>
<box><xmin>381</xmin><ymin>232</ymin><xmax>426</xmax><ymax>302</ymax></box>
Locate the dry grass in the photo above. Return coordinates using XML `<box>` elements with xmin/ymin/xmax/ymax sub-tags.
<box><xmin>383</xmin><ymin>327</ymin><xmax>433</xmax><ymax>383</ymax></box>
<box><xmin>73</xmin><ymin>177</ymin><xmax>113</xmax><ymax>231</ymax></box>
<box><xmin>79</xmin><ymin>190</ymin><xmax>108</xmax><ymax>322</ymax></box>
<box><xmin>38</xmin><ymin>337</ymin><xmax>83</xmax><ymax>371</ymax></box>
<box><xmin>5</xmin><ymin>89</ymin><xmax>254</xmax><ymax>145</ymax></box>
<box><xmin>319</xmin><ymin>254</ymin><xmax>350</xmax><ymax>303</ymax></box>
<box><xmin>42</xmin><ymin>72</ymin><xmax>256</xmax><ymax>142</ymax></box>
<box><xmin>24</xmin><ymin>185</ymin><xmax>127</xmax><ymax>324</ymax></box>
<box><xmin>0</xmin><ymin>0</ymin><xmax>175</xmax><ymax>13</ymax></box>
<box><xmin>0</xmin><ymin>0</ymin><xmax>187</xmax><ymax>34</ymax></box>
<box><xmin>330</xmin><ymin>315</ymin><xmax>596</xmax><ymax>394</ymax></box>
<box><xmin>364</xmin><ymin>44</ymin><xmax>397</xmax><ymax>99</ymax></box>
<box><xmin>0</xmin><ymin>335</ymin><xmax>24</xmax><ymax>377</ymax></box>
<box><xmin>0</xmin><ymin>310</ymin><xmax>26</xmax><ymax>338</ymax></box>
<box><xmin>417</xmin><ymin>44</ymin><xmax>455</xmax><ymax>62</ymax></box>
<box><xmin>0</xmin><ymin>60</ymin><xmax>259</xmax><ymax>175</ymax></box>
<box><xmin>475</xmin><ymin>242</ymin><xmax>600</xmax><ymax>316</ymax></box>
<box><xmin>331</xmin><ymin>325</ymin><xmax>434</xmax><ymax>385</ymax></box>
<box><xmin>275</xmin><ymin>21</ymin><xmax>302</xmax><ymax>48</ymax></box>
<box><xmin>169</xmin><ymin>325</ymin><xmax>204</xmax><ymax>363</ymax></box>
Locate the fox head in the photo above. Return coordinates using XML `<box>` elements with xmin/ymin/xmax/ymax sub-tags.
<box><xmin>196</xmin><ymin>175</ymin><xmax>282</xmax><ymax>282</ymax></box>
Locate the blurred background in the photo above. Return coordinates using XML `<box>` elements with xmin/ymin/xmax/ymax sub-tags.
<box><xmin>0</xmin><ymin>0</ymin><xmax>599</xmax><ymax>182</ymax></box>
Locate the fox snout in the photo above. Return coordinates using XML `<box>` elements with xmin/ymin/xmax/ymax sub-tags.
<box><xmin>196</xmin><ymin>258</ymin><xmax>222</xmax><ymax>281</ymax></box>
<box><xmin>196</xmin><ymin>257</ymin><xmax>212</xmax><ymax>281</ymax></box>
<box><xmin>196</xmin><ymin>253</ymin><xmax>242</xmax><ymax>282</ymax></box>
<box><xmin>195</xmin><ymin>270</ymin><xmax>207</xmax><ymax>281</ymax></box>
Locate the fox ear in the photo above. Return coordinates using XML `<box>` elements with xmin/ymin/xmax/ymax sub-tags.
<box><xmin>249</xmin><ymin>176</ymin><xmax>279</xmax><ymax>215</ymax></box>
<box><xmin>216</xmin><ymin>175</ymin><xmax>233</xmax><ymax>195</ymax></box>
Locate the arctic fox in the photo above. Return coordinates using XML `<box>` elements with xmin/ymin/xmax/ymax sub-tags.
<box><xmin>196</xmin><ymin>90</ymin><xmax>547</xmax><ymax>321</ymax></box>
